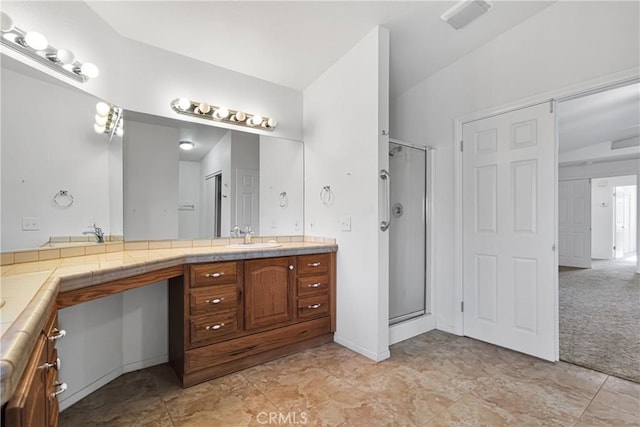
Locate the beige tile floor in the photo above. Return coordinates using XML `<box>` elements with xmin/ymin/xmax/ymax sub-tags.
<box><xmin>60</xmin><ymin>330</ymin><xmax>640</xmax><ymax>426</ymax></box>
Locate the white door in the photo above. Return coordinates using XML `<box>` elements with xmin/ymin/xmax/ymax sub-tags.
<box><xmin>558</xmin><ymin>179</ymin><xmax>592</xmax><ymax>268</ymax></box>
<box><xmin>462</xmin><ymin>102</ymin><xmax>557</xmax><ymax>361</ymax></box>
<box><xmin>235</xmin><ymin>169</ymin><xmax>259</xmax><ymax>233</ymax></box>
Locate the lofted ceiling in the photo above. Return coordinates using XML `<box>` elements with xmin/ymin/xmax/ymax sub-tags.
<box><xmin>85</xmin><ymin>1</ymin><xmax>553</xmax><ymax>98</ymax></box>
<box><xmin>558</xmin><ymin>83</ymin><xmax>640</xmax><ymax>155</ymax></box>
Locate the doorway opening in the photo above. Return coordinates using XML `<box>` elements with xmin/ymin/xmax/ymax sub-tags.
<box><xmin>204</xmin><ymin>172</ymin><xmax>222</xmax><ymax>238</ymax></box>
<box><xmin>557</xmin><ymin>82</ymin><xmax>639</xmax><ymax>382</ymax></box>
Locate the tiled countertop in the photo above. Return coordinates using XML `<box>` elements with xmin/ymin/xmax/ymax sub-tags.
<box><xmin>0</xmin><ymin>240</ymin><xmax>337</xmax><ymax>405</ymax></box>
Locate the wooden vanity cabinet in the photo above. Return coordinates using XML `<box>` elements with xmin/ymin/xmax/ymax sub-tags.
<box><xmin>169</xmin><ymin>252</ymin><xmax>336</xmax><ymax>388</ymax></box>
<box><xmin>3</xmin><ymin>305</ymin><xmax>64</xmax><ymax>427</ymax></box>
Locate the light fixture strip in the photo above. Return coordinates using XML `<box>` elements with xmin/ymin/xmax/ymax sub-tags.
<box><xmin>107</xmin><ymin>107</ymin><xmax>123</xmax><ymax>142</ymax></box>
<box><xmin>0</xmin><ymin>20</ymin><xmax>95</xmax><ymax>83</ymax></box>
<box><xmin>170</xmin><ymin>98</ymin><xmax>277</xmax><ymax>131</ymax></box>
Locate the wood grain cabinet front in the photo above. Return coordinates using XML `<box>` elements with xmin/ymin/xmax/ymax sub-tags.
<box><xmin>2</xmin><ymin>305</ymin><xmax>65</xmax><ymax>427</ymax></box>
<box><xmin>169</xmin><ymin>251</ymin><xmax>336</xmax><ymax>388</ymax></box>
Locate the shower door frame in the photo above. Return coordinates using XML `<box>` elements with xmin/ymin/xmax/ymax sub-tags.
<box><xmin>387</xmin><ymin>138</ymin><xmax>435</xmax><ymax>328</ymax></box>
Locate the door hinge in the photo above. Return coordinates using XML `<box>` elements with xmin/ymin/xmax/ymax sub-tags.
<box><xmin>461</xmin><ymin>301</ymin><xmax>464</xmax><ymax>312</ymax></box>
<box><xmin>460</xmin><ymin>140</ymin><xmax>464</xmax><ymax>152</ymax></box>
<box><xmin>550</xmin><ymin>99</ymin><xmax>554</xmax><ymax>113</ymax></box>
<box><xmin>552</xmin><ymin>244</ymin><xmax>556</xmax><ymax>252</ymax></box>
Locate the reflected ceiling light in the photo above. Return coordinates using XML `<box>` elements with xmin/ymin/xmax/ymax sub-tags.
<box><xmin>1</xmin><ymin>12</ymin><xmax>14</xmax><ymax>32</ymax></box>
<box><xmin>93</xmin><ymin>101</ymin><xmax>123</xmax><ymax>141</ymax></box>
<box><xmin>179</xmin><ymin>141</ymin><xmax>195</xmax><ymax>151</ymax></box>
<box><xmin>0</xmin><ymin>12</ymin><xmax>99</xmax><ymax>83</ymax></box>
<box><xmin>170</xmin><ymin>98</ymin><xmax>277</xmax><ymax>131</ymax></box>
<box><xmin>441</xmin><ymin>0</ymin><xmax>493</xmax><ymax>30</ymax></box>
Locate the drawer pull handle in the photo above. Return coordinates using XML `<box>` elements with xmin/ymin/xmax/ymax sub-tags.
<box><xmin>308</xmin><ymin>283</ymin><xmax>321</xmax><ymax>288</ymax></box>
<box><xmin>307</xmin><ymin>262</ymin><xmax>321</xmax><ymax>267</ymax></box>
<box><xmin>307</xmin><ymin>303</ymin><xmax>322</xmax><ymax>309</ymax></box>
<box><xmin>206</xmin><ymin>323</ymin><xmax>225</xmax><ymax>330</ymax></box>
<box><xmin>52</xmin><ymin>382</ymin><xmax>67</xmax><ymax>398</ymax></box>
<box><xmin>206</xmin><ymin>297</ymin><xmax>224</xmax><ymax>304</ymax></box>
<box><xmin>43</xmin><ymin>358</ymin><xmax>61</xmax><ymax>371</ymax></box>
<box><xmin>48</xmin><ymin>329</ymin><xmax>66</xmax><ymax>342</ymax></box>
<box><xmin>205</xmin><ymin>272</ymin><xmax>224</xmax><ymax>278</ymax></box>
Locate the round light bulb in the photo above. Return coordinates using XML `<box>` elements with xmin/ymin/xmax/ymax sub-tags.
<box><xmin>80</xmin><ymin>62</ymin><xmax>99</xmax><ymax>78</ymax></box>
<box><xmin>251</xmin><ymin>115</ymin><xmax>263</xmax><ymax>126</ymax></box>
<box><xmin>24</xmin><ymin>31</ymin><xmax>48</xmax><ymax>50</ymax></box>
<box><xmin>95</xmin><ymin>114</ymin><xmax>108</xmax><ymax>126</ymax></box>
<box><xmin>1</xmin><ymin>12</ymin><xmax>14</xmax><ymax>32</ymax></box>
<box><xmin>198</xmin><ymin>102</ymin><xmax>211</xmax><ymax>114</ymax></box>
<box><xmin>94</xmin><ymin>123</ymin><xmax>106</xmax><ymax>134</ymax></box>
<box><xmin>179</xmin><ymin>141</ymin><xmax>194</xmax><ymax>151</ymax></box>
<box><xmin>215</xmin><ymin>107</ymin><xmax>229</xmax><ymax>119</ymax></box>
<box><xmin>177</xmin><ymin>98</ymin><xmax>191</xmax><ymax>111</ymax></box>
<box><xmin>55</xmin><ymin>48</ymin><xmax>75</xmax><ymax>65</ymax></box>
<box><xmin>115</xmin><ymin>126</ymin><xmax>124</xmax><ymax>138</ymax></box>
<box><xmin>267</xmin><ymin>118</ymin><xmax>278</xmax><ymax>128</ymax></box>
<box><xmin>235</xmin><ymin>111</ymin><xmax>246</xmax><ymax>122</ymax></box>
<box><xmin>96</xmin><ymin>102</ymin><xmax>110</xmax><ymax>117</ymax></box>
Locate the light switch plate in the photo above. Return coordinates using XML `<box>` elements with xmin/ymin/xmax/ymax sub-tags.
<box><xmin>22</xmin><ymin>217</ymin><xmax>41</xmax><ymax>231</ymax></box>
<box><xmin>340</xmin><ymin>216</ymin><xmax>351</xmax><ymax>232</ymax></box>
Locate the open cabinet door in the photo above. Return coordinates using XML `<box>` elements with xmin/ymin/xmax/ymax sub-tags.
<box><xmin>462</xmin><ymin>102</ymin><xmax>558</xmax><ymax>361</ymax></box>
<box><xmin>558</xmin><ymin>179</ymin><xmax>592</xmax><ymax>268</ymax></box>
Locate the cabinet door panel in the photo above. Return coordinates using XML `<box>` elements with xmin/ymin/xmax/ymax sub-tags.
<box><xmin>245</xmin><ymin>257</ymin><xmax>293</xmax><ymax>330</ymax></box>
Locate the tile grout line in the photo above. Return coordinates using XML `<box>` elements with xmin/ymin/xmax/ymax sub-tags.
<box><xmin>570</xmin><ymin>374</ymin><xmax>610</xmax><ymax>427</ymax></box>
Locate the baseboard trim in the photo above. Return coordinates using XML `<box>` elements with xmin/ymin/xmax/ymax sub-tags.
<box><xmin>333</xmin><ymin>335</ymin><xmax>390</xmax><ymax>362</ymax></box>
<box><xmin>389</xmin><ymin>314</ymin><xmax>435</xmax><ymax>345</ymax></box>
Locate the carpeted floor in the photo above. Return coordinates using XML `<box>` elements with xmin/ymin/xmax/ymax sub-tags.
<box><xmin>559</xmin><ymin>257</ymin><xmax>640</xmax><ymax>383</ymax></box>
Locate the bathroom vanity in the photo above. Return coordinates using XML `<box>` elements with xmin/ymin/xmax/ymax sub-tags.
<box><xmin>169</xmin><ymin>252</ymin><xmax>336</xmax><ymax>386</ymax></box>
<box><xmin>0</xmin><ymin>239</ymin><xmax>336</xmax><ymax>426</ymax></box>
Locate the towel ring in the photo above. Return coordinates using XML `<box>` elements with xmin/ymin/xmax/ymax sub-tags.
<box><xmin>320</xmin><ymin>185</ymin><xmax>333</xmax><ymax>205</ymax></box>
<box><xmin>279</xmin><ymin>192</ymin><xmax>288</xmax><ymax>208</ymax></box>
<box><xmin>53</xmin><ymin>190</ymin><xmax>74</xmax><ymax>208</ymax></box>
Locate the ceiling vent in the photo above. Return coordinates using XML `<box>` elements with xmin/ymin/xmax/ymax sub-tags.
<box><xmin>441</xmin><ymin>0</ymin><xmax>493</xmax><ymax>30</ymax></box>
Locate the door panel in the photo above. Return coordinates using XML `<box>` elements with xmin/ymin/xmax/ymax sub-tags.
<box><xmin>462</xmin><ymin>102</ymin><xmax>557</xmax><ymax>361</ymax></box>
<box><xmin>558</xmin><ymin>179</ymin><xmax>591</xmax><ymax>268</ymax></box>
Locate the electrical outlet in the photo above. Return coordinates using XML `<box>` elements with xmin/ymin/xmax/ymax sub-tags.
<box><xmin>339</xmin><ymin>216</ymin><xmax>352</xmax><ymax>232</ymax></box>
<box><xmin>22</xmin><ymin>217</ymin><xmax>41</xmax><ymax>231</ymax></box>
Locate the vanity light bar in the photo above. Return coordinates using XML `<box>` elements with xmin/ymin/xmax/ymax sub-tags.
<box><xmin>94</xmin><ymin>102</ymin><xmax>124</xmax><ymax>141</ymax></box>
<box><xmin>0</xmin><ymin>12</ymin><xmax>99</xmax><ymax>83</ymax></box>
<box><xmin>170</xmin><ymin>98</ymin><xmax>277</xmax><ymax>131</ymax></box>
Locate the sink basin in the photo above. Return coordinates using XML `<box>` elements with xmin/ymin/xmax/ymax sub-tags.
<box><xmin>228</xmin><ymin>242</ymin><xmax>281</xmax><ymax>249</ymax></box>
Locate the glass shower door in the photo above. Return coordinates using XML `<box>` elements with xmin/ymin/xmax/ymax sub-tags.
<box><xmin>388</xmin><ymin>141</ymin><xmax>427</xmax><ymax>325</ymax></box>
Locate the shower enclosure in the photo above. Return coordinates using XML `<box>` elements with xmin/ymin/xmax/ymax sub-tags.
<box><xmin>385</xmin><ymin>139</ymin><xmax>431</xmax><ymax>327</ymax></box>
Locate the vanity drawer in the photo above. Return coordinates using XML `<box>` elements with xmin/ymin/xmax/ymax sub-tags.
<box><xmin>297</xmin><ymin>294</ymin><xmax>329</xmax><ymax>319</ymax></box>
<box><xmin>190</xmin><ymin>262</ymin><xmax>238</xmax><ymax>288</ymax></box>
<box><xmin>190</xmin><ymin>285</ymin><xmax>238</xmax><ymax>316</ymax></box>
<box><xmin>297</xmin><ymin>254</ymin><xmax>330</xmax><ymax>275</ymax></box>
<box><xmin>190</xmin><ymin>311</ymin><xmax>238</xmax><ymax>346</ymax></box>
<box><xmin>297</xmin><ymin>275</ymin><xmax>329</xmax><ymax>297</ymax></box>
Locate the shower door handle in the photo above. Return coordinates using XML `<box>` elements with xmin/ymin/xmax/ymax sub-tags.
<box><xmin>380</xmin><ymin>169</ymin><xmax>391</xmax><ymax>231</ymax></box>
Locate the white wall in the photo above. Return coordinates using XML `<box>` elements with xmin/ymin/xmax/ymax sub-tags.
<box><xmin>259</xmin><ymin>137</ymin><xmax>304</xmax><ymax>235</ymax></box>
<box><xmin>123</xmin><ymin>121</ymin><xmax>179</xmax><ymax>240</ymax></box>
<box><xmin>391</xmin><ymin>1</ymin><xmax>640</xmax><ymax>334</ymax></box>
<box><xmin>0</xmin><ymin>2</ymin><xmax>303</xmax><ymax>141</ymax></box>
<box><xmin>304</xmin><ymin>26</ymin><xmax>390</xmax><ymax>361</ymax></box>
<box><xmin>1</xmin><ymin>68</ymin><xmax>113</xmax><ymax>250</ymax></box>
<box><xmin>178</xmin><ymin>161</ymin><xmax>201</xmax><ymax>239</ymax></box>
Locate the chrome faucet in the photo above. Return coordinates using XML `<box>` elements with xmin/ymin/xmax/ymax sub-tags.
<box><xmin>83</xmin><ymin>223</ymin><xmax>104</xmax><ymax>243</ymax></box>
<box><xmin>243</xmin><ymin>226</ymin><xmax>254</xmax><ymax>244</ymax></box>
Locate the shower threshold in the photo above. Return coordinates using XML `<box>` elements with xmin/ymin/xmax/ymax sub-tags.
<box><xmin>389</xmin><ymin>309</ymin><xmax>426</xmax><ymax>326</ymax></box>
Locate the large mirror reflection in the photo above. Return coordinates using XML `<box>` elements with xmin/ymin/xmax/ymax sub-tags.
<box><xmin>1</xmin><ymin>57</ymin><xmax>123</xmax><ymax>252</ymax></box>
<box><xmin>124</xmin><ymin>112</ymin><xmax>304</xmax><ymax>241</ymax></box>
<box><xmin>1</xmin><ymin>56</ymin><xmax>303</xmax><ymax>253</ymax></box>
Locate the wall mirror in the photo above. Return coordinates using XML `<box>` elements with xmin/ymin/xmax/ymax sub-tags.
<box><xmin>123</xmin><ymin>112</ymin><xmax>304</xmax><ymax>241</ymax></box>
<box><xmin>1</xmin><ymin>56</ymin><xmax>123</xmax><ymax>252</ymax></box>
